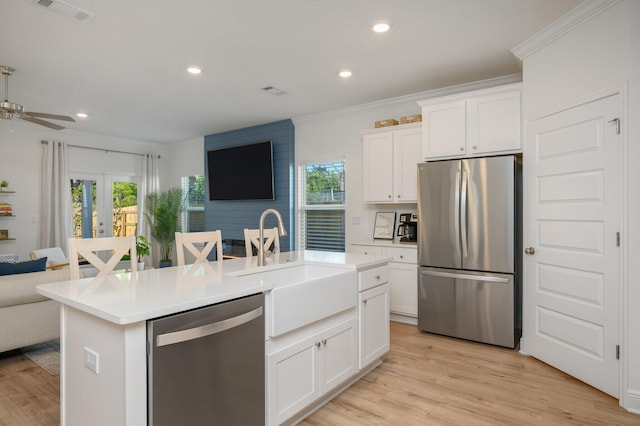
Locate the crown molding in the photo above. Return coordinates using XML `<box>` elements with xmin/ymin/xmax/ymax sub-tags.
<box><xmin>293</xmin><ymin>74</ymin><xmax>522</xmax><ymax>124</ymax></box>
<box><xmin>511</xmin><ymin>0</ymin><xmax>622</xmax><ymax>60</ymax></box>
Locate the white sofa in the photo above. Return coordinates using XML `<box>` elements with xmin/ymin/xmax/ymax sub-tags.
<box><xmin>0</xmin><ymin>268</ymin><xmax>70</xmax><ymax>353</ymax></box>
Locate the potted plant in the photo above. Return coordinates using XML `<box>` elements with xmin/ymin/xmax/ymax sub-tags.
<box><xmin>144</xmin><ymin>187</ymin><xmax>184</xmax><ymax>267</ymax></box>
<box><xmin>135</xmin><ymin>235</ymin><xmax>151</xmax><ymax>270</ymax></box>
<box><xmin>0</xmin><ymin>180</ymin><xmax>8</xmax><ymax>192</ymax></box>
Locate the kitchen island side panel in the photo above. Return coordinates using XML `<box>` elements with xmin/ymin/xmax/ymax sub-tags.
<box><xmin>61</xmin><ymin>305</ymin><xmax>146</xmax><ymax>426</ymax></box>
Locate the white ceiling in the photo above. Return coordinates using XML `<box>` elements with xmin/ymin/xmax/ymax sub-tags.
<box><xmin>1</xmin><ymin>0</ymin><xmax>582</xmax><ymax>143</ymax></box>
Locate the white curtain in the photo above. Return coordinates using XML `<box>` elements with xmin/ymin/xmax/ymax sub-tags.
<box><xmin>39</xmin><ymin>140</ymin><xmax>71</xmax><ymax>253</ymax></box>
<box><xmin>140</xmin><ymin>153</ymin><xmax>160</xmax><ymax>265</ymax></box>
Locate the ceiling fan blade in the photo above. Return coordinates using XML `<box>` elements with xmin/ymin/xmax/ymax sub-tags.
<box><xmin>23</xmin><ymin>116</ymin><xmax>66</xmax><ymax>130</ymax></box>
<box><xmin>25</xmin><ymin>111</ymin><xmax>76</xmax><ymax>122</ymax></box>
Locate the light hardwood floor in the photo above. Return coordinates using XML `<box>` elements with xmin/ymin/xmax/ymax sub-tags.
<box><xmin>1</xmin><ymin>322</ymin><xmax>638</xmax><ymax>425</ymax></box>
<box><xmin>301</xmin><ymin>322</ymin><xmax>640</xmax><ymax>425</ymax></box>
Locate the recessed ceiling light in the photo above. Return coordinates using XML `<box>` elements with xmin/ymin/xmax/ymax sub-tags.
<box><xmin>338</xmin><ymin>70</ymin><xmax>352</xmax><ymax>78</ymax></box>
<box><xmin>372</xmin><ymin>22</ymin><xmax>390</xmax><ymax>33</ymax></box>
<box><xmin>187</xmin><ymin>67</ymin><xmax>202</xmax><ymax>74</ymax></box>
<box><xmin>76</xmin><ymin>112</ymin><xmax>88</xmax><ymax>118</ymax></box>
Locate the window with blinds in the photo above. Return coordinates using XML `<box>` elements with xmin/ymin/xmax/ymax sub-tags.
<box><xmin>181</xmin><ymin>175</ymin><xmax>205</xmax><ymax>232</ymax></box>
<box><xmin>298</xmin><ymin>161</ymin><xmax>345</xmax><ymax>252</ymax></box>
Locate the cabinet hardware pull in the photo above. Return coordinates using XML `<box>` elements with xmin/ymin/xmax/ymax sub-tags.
<box><xmin>375</xmin><ymin>274</ymin><xmax>380</xmax><ymax>280</ymax></box>
<box><xmin>363</xmin><ymin>299</ymin><xmax>367</xmax><ymax>305</ymax></box>
<box><xmin>459</xmin><ymin>146</ymin><xmax>464</xmax><ymax>151</ymax></box>
<box><xmin>472</xmin><ymin>145</ymin><xmax>477</xmax><ymax>149</ymax></box>
<box><xmin>316</xmin><ymin>342</ymin><xmax>321</xmax><ymax>348</ymax></box>
<box><xmin>322</xmin><ymin>339</ymin><xmax>327</xmax><ymax>345</ymax></box>
<box><xmin>399</xmin><ymin>255</ymin><xmax>403</xmax><ymax>259</ymax></box>
<box><xmin>388</xmin><ymin>195</ymin><xmax>392</xmax><ymax>198</ymax></box>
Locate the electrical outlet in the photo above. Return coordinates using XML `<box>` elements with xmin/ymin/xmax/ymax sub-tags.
<box><xmin>84</xmin><ymin>347</ymin><xmax>99</xmax><ymax>374</ymax></box>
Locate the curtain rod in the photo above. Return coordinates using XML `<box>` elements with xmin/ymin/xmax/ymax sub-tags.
<box><xmin>41</xmin><ymin>140</ymin><xmax>160</xmax><ymax>159</ymax></box>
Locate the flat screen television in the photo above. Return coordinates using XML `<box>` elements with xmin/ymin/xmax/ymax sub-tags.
<box><xmin>207</xmin><ymin>141</ymin><xmax>274</xmax><ymax>201</ymax></box>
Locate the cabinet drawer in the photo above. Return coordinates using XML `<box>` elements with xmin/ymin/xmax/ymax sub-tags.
<box><xmin>358</xmin><ymin>265</ymin><xmax>390</xmax><ymax>292</ymax></box>
<box><xmin>351</xmin><ymin>245</ymin><xmax>384</xmax><ymax>256</ymax></box>
<box><xmin>384</xmin><ymin>246</ymin><xmax>417</xmax><ymax>264</ymax></box>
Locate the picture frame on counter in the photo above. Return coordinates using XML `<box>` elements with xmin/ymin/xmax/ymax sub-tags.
<box><xmin>0</xmin><ymin>229</ymin><xmax>8</xmax><ymax>240</ymax></box>
<box><xmin>373</xmin><ymin>212</ymin><xmax>396</xmax><ymax>240</ymax></box>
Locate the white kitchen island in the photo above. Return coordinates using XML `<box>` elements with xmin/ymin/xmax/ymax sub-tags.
<box><xmin>37</xmin><ymin>250</ymin><xmax>391</xmax><ymax>426</ymax></box>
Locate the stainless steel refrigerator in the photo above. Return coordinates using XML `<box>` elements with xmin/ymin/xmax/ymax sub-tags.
<box><xmin>417</xmin><ymin>155</ymin><xmax>522</xmax><ymax>348</ymax></box>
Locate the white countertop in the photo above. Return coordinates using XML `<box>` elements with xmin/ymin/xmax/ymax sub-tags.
<box><xmin>352</xmin><ymin>239</ymin><xmax>417</xmax><ymax>248</ymax></box>
<box><xmin>37</xmin><ymin>250</ymin><xmax>391</xmax><ymax>325</ymax></box>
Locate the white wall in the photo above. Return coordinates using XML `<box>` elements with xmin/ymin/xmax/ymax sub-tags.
<box><xmin>164</xmin><ymin>136</ymin><xmax>205</xmax><ymax>188</ymax></box>
<box><xmin>520</xmin><ymin>0</ymin><xmax>639</xmax><ymax>411</ymax></box>
<box><xmin>0</xmin><ymin>120</ymin><xmax>166</xmax><ymax>260</ymax></box>
<box><xmin>293</xmin><ymin>75</ymin><xmax>521</xmax><ymax>248</ymax></box>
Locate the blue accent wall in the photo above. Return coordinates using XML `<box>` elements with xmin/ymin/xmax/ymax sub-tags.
<box><xmin>204</xmin><ymin>119</ymin><xmax>295</xmax><ymax>252</ymax></box>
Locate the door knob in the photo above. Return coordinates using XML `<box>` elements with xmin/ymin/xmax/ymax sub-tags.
<box><xmin>524</xmin><ymin>247</ymin><xmax>535</xmax><ymax>255</ymax></box>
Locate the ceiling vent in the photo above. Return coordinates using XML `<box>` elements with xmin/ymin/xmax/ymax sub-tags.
<box><xmin>261</xmin><ymin>86</ymin><xmax>287</xmax><ymax>96</ymax></box>
<box><xmin>33</xmin><ymin>0</ymin><xmax>95</xmax><ymax>22</ymax></box>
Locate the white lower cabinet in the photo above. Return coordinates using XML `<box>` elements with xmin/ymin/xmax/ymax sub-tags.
<box><xmin>267</xmin><ymin>317</ymin><xmax>358</xmax><ymax>425</ymax></box>
<box><xmin>389</xmin><ymin>262</ymin><xmax>418</xmax><ymax>317</ymax></box>
<box><xmin>359</xmin><ymin>283</ymin><xmax>390</xmax><ymax>368</ymax></box>
<box><xmin>352</xmin><ymin>243</ymin><xmax>418</xmax><ymax>318</ymax></box>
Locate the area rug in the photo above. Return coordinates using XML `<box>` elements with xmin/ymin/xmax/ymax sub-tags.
<box><xmin>20</xmin><ymin>339</ymin><xmax>60</xmax><ymax>376</ymax></box>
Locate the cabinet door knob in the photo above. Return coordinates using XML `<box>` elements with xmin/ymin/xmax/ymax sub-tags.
<box><xmin>375</xmin><ymin>274</ymin><xmax>381</xmax><ymax>280</ymax></box>
<box><xmin>399</xmin><ymin>255</ymin><xmax>404</xmax><ymax>259</ymax></box>
<box><xmin>316</xmin><ymin>342</ymin><xmax>321</xmax><ymax>348</ymax></box>
<box><xmin>322</xmin><ymin>339</ymin><xmax>327</xmax><ymax>345</ymax></box>
<box><xmin>524</xmin><ymin>247</ymin><xmax>536</xmax><ymax>255</ymax></box>
<box><xmin>363</xmin><ymin>299</ymin><xmax>367</xmax><ymax>305</ymax></box>
<box><xmin>472</xmin><ymin>145</ymin><xmax>478</xmax><ymax>150</ymax></box>
<box><xmin>459</xmin><ymin>146</ymin><xmax>464</xmax><ymax>151</ymax></box>
<box><xmin>388</xmin><ymin>195</ymin><xmax>392</xmax><ymax>198</ymax></box>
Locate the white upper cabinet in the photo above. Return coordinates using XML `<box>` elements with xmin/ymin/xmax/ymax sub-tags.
<box><xmin>418</xmin><ymin>83</ymin><xmax>522</xmax><ymax>160</ymax></box>
<box><xmin>420</xmin><ymin>100</ymin><xmax>467</xmax><ymax>158</ymax></box>
<box><xmin>362</xmin><ymin>123</ymin><xmax>422</xmax><ymax>203</ymax></box>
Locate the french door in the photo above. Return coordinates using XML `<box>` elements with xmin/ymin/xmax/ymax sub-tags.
<box><xmin>70</xmin><ymin>173</ymin><xmax>140</xmax><ymax>239</ymax></box>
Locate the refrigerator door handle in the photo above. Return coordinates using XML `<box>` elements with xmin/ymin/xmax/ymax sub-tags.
<box><xmin>419</xmin><ymin>269</ymin><xmax>510</xmax><ymax>283</ymax></box>
<box><xmin>454</xmin><ymin>171</ymin><xmax>461</xmax><ymax>257</ymax></box>
<box><xmin>156</xmin><ymin>306</ymin><xmax>263</xmax><ymax>347</ymax></box>
<box><xmin>460</xmin><ymin>170</ymin><xmax>468</xmax><ymax>258</ymax></box>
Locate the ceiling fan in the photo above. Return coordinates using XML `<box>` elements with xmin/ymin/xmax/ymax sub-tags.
<box><xmin>1</xmin><ymin>65</ymin><xmax>75</xmax><ymax>130</ymax></box>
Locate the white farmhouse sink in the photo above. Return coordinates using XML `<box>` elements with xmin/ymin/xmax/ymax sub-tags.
<box><xmin>236</xmin><ymin>264</ymin><xmax>357</xmax><ymax>337</ymax></box>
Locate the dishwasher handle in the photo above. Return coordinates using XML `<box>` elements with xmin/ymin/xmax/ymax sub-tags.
<box><xmin>156</xmin><ymin>306</ymin><xmax>263</xmax><ymax>347</ymax></box>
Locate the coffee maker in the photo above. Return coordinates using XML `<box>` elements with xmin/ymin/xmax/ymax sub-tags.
<box><xmin>397</xmin><ymin>213</ymin><xmax>418</xmax><ymax>242</ymax></box>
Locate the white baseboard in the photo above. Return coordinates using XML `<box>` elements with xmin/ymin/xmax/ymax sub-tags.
<box><xmin>390</xmin><ymin>313</ymin><xmax>417</xmax><ymax>326</ymax></box>
<box><xmin>624</xmin><ymin>389</ymin><xmax>640</xmax><ymax>414</ymax></box>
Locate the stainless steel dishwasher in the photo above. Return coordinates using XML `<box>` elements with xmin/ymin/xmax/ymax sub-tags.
<box><xmin>147</xmin><ymin>293</ymin><xmax>265</xmax><ymax>425</ymax></box>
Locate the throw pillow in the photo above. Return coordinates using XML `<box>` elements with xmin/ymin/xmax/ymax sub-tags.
<box><xmin>0</xmin><ymin>257</ymin><xmax>48</xmax><ymax>276</ymax></box>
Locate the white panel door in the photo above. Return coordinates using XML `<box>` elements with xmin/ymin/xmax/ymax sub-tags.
<box><xmin>524</xmin><ymin>94</ymin><xmax>620</xmax><ymax>397</ymax></box>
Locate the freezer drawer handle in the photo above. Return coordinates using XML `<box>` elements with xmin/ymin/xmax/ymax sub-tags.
<box><xmin>420</xmin><ymin>270</ymin><xmax>509</xmax><ymax>283</ymax></box>
<box><xmin>156</xmin><ymin>306</ymin><xmax>263</xmax><ymax>347</ymax></box>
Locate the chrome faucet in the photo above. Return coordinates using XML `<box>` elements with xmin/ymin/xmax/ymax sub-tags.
<box><xmin>258</xmin><ymin>208</ymin><xmax>287</xmax><ymax>266</ymax></box>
